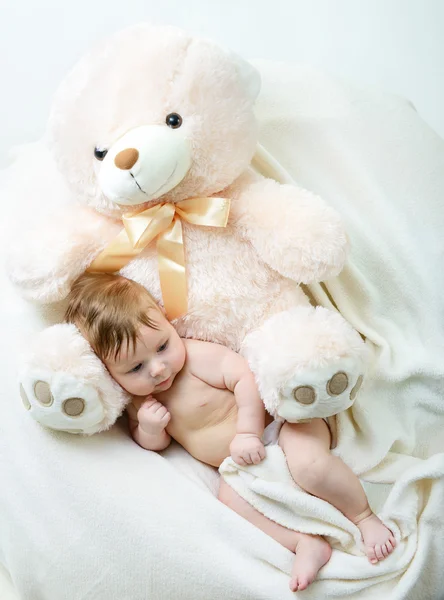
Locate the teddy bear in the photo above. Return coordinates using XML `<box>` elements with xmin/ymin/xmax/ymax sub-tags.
<box><xmin>9</xmin><ymin>24</ymin><xmax>367</xmax><ymax>436</ymax></box>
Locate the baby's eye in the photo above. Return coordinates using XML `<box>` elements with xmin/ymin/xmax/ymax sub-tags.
<box><xmin>157</xmin><ymin>341</ymin><xmax>169</xmax><ymax>353</ymax></box>
<box><xmin>129</xmin><ymin>363</ymin><xmax>143</xmax><ymax>374</ymax></box>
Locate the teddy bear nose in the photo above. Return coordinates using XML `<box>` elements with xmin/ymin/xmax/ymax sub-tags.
<box><xmin>114</xmin><ymin>148</ymin><xmax>139</xmax><ymax>170</ymax></box>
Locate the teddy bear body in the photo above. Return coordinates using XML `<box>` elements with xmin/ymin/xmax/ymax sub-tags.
<box><xmin>121</xmin><ymin>171</ymin><xmax>308</xmax><ymax>350</ymax></box>
<box><xmin>10</xmin><ymin>25</ymin><xmax>366</xmax><ymax>434</ymax></box>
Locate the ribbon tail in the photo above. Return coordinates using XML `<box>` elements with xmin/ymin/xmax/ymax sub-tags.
<box><xmin>157</xmin><ymin>219</ymin><xmax>188</xmax><ymax>321</ymax></box>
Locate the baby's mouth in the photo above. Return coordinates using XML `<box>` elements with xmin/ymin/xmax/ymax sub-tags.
<box><xmin>156</xmin><ymin>376</ymin><xmax>171</xmax><ymax>388</ymax></box>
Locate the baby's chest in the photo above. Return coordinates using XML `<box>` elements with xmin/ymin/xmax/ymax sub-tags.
<box><xmin>160</xmin><ymin>375</ymin><xmax>236</xmax><ymax>432</ymax></box>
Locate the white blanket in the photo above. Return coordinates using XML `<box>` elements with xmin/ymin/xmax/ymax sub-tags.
<box><xmin>1</xmin><ymin>61</ymin><xmax>443</xmax><ymax>599</ymax></box>
<box><xmin>220</xmin><ymin>447</ymin><xmax>444</xmax><ymax>598</ymax></box>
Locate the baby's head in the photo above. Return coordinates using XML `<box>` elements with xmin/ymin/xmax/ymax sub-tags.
<box><xmin>65</xmin><ymin>273</ymin><xmax>186</xmax><ymax>396</ymax></box>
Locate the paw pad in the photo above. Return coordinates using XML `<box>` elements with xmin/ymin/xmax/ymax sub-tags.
<box><xmin>292</xmin><ymin>371</ymin><xmax>359</xmax><ymax>407</ymax></box>
<box><xmin>350</xmin><ymin>375</ymin><xmax>364</xmax><ymax>400</ymax></box>
<box><xmin>20</xmin><ymin>384</ymin><xmax>31</xmax><ymax>410</ymax></box>
<box><xmin>34</xmin><ymin>381</ymin><xmax>54</xmax><ymax>406</ymax></box>
<box><xmin>293</xmin><ymin>386</ymin><xmax>316</xmax><ymax>405</ymax></box>
<box><xmin>62</xmin><ymin>397</ymin><xmax>86</xmax><ymax>417</ymax></box>
<box><xmin>326</xmin><ymin>372</ymin><xmax>348</xmax><ymax>396</ymax></box>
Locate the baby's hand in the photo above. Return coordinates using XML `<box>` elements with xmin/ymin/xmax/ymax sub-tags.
<box><xmin>230</xmin><ymin>433</ymin><xmax>266</xmax><ymax>466</ymax></box>
<box><xmin>137</xmin><ymin>396</ymin><xmax>171</xmax><ymax>435</ymax></box>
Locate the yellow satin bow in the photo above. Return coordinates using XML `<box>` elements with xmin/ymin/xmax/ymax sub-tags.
<box><xmin>87</xmin><ymin>197</ymin><xmax>231</xmax><ymax>320</ymax></box>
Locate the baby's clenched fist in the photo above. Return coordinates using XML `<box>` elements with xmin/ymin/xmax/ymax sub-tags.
<box><xmin>138</xmin><ymin>396</ymin><xmax>171</xmax><ymax>434</ymax></box>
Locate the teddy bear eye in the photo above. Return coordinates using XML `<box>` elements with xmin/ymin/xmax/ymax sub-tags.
<box><xmin>94</xmin><ymin>147</ymin><xmax>108</xmax><ymax>161</ymax></box>
<box><xmin>166</xmin><ymin>113</ymin><xmax>183</xmax><ymax>129</ymax></box>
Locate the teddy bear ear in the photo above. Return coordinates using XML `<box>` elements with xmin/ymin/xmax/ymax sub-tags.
<box><xmin>225</xmin><ymin>50</ymin><xmax>262</xmax><ymax>102</ymax></box>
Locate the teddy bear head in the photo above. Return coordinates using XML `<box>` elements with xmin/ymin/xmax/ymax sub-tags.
<box><xmin>46</xmin><ymin>24</ymin><xmax>261</xmax><ymax>216</ymax></box>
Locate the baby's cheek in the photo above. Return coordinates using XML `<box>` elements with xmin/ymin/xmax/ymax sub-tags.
<box><xmin>174</xmin><ymin>343</ymin><xmax>186</xmax><ymax>372</ymax></box>
<box><xmin>115</xmin><ymin>375</ymin><xmax>132</xmax><ymax>394</ymax></box>
<box><xmin>131</xmin><ymin>377</ymin><xmax>154</xmax><ymax>396</ymax></box>
<box><xmin>114</xmin><ymin>374</ymin><xmax>139</xmax><ymax>396</ymax></box>
<box><xmin>123</xmin><ymin>379</ymin><xmax>141</xmax><ymax>394</ymax></box>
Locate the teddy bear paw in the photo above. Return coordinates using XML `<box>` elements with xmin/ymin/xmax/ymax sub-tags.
<box><xmin>19</xmin><ymin>370</ymin><xmax>106</xmax><ymax>434</ymax></box>
<box><xmin>277</xmin><ymin>357</ymin><xmax>364</xmax><ymax>422</ymax></box>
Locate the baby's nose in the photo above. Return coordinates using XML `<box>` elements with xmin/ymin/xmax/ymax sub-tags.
<box><xmin>150</xmin><ymin>361</ymin><xmax>166</xmax><ymax>377</ymax></box>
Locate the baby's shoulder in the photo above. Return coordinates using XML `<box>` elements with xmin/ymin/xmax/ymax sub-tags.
<box><xmin>183</xmin><ymin>338</ymin><xmax>229</xmax><ymax>377</ymax></box>
<box><xmin>183</xmin><ymin>338</ymin><xmax>220</xmax><ymax>356</ymax></box>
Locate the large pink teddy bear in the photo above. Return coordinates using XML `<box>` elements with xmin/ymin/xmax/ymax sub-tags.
<box><xmin>9</xmin><ymin>24</ymin><xmax>366</xmax><ymax>435</ymax></box>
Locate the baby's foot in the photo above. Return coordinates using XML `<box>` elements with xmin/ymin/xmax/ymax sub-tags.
<box><xmin>356</xmin><ymin>512</ymin><xmax>396</xmax><ymax>564</ymax></box>
<box><xmin>290</xmin><ymin>535</ymin><xmax>331</xmax><ymax>592</ymax></box>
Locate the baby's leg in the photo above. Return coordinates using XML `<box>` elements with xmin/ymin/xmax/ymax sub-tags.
<box><xmin>279</xmin><ymin>419</ymin><xmax>396</xmax><ymax>564</ymax></box>
<box><xmin>218</xmin><ymin>479</ymin><xmax>331</xmax><ymax>592</ymax></box>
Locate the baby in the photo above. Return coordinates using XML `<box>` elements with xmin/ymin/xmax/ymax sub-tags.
<box><xmin>66</xmin><ymin>273</ymin><xmax>396</xmax><ymax>592</ymax></box>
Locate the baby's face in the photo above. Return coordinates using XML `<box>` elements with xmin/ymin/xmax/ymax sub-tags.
<box><xmin>105</xmin><ymin>309</ymin><xmax>186</xmax><ymax>397</ymax></box>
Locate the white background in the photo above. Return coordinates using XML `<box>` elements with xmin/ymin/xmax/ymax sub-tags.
<box><xmin>0</xmin><ymin>0</ymin><xmax>442</xmax><ymax>167</ymax></box>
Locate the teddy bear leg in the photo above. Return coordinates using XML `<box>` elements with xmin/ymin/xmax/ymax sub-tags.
<box><xmin>241</xmin><ymin>306</ymin><xmax>367</xmax><ymax>422</ymax></box>
<box><xmin>18</xmin><ymin>324</ymin><xmax>129</xmax><ymax>434</ymax></box>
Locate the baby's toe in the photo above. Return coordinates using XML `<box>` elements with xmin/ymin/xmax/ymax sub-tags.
<box><xmin>375</xmin><ymin>544</ymin><xmax>385</xmax><ymax>560</ymax></box>
<box><xmin>289</xmin><ymin>577</ymin><xmax>299</xmax><ymax>592</ymax></box>
<box><xmin>296</xmin><ymin>576</ymin><xmax>309</xmax><ymax>591</ymax></box>
<box><xmin>386</xmin><ymin>540</ymin><xmax>395</xmax><ymax>554</ymax></box>
<box><xmin>367</xmin><ymin>547</ymin><xmax>378</xmax><ymax>564</ymax></box>
<box><xmin>375</xmin><ymin>544</ymin><xmax>385</xmax><ymax>561</ymax></box>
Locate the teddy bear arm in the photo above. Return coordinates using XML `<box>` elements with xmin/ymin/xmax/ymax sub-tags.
<box><xmin>7</xmin><ymin>204</ymin><xmax>121</xmax><ymax>304</ymax></box>
<box><xmin>234</xmin><ymin>178</ymin><xmax>349</xmax><ymax>283</ymax></box>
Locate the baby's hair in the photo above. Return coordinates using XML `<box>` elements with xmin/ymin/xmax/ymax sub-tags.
<box><xmin>65</xmin><ymin>272</ymin><xmax>160</xmax><ymax>361</ymax></box>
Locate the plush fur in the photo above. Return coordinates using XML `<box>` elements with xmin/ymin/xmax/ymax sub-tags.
<box><xmin>7</xmin><ymin>24</ymin><xmax>366</xmax><ymax>433</ymax></box>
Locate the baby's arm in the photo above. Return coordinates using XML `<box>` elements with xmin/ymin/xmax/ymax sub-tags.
<box><xmin>186</xmin><ymin>340</ymin><xmax>266</xmax><ymax>465</ymax></box>
<box><xmin>127</xmin><ymin>397</ymin><xmax>172</xmax><ymax>451</ymax></box>
<box><xmin>227</xmin><ymin>360</ymin><xmax>266</xmax><ymax>465</ymax></box>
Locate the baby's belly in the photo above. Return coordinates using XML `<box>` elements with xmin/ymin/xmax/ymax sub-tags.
<box><xmin>161</xmin><ymin>379</ymin><xmax>238</xmax><ymax>468</ymax></box>
<box><xmin>176</xmin><ymin>413</ymin><xmax>238</xmax><ymax>468</ymax></box>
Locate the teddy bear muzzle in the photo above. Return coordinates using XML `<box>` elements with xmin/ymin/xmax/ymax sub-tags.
<box><xmin>97</xmin><ymin>124</ymin><xmax>192</xmax><ymax>206</ymax></box>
